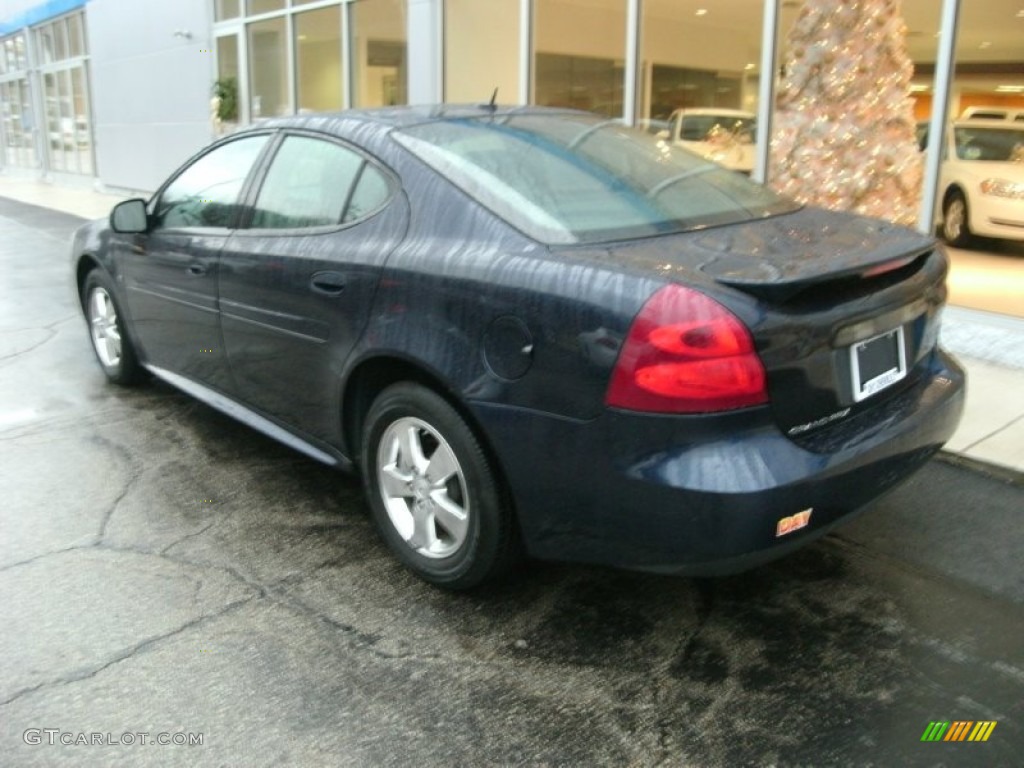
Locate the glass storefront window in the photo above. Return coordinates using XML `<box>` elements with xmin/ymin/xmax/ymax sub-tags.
<box><xmin>58</xmin><ymin>69</ymin><xmax>75</xmax><ymax>171</ymax></box>
<box><xmin>0</xmin><ymin>79</ymin><xmax>38</xmax><ymax>168</ymax></box>
<box><xmin>939</xmin><ymin>0</ymin><xmax>1023</xmax><ymax>317</ymax></box>
<box><xmin>0</xmin><ymin>35</ymin><xmax>11</xmax><ymax>74</ymax></box>
<box><xmin>17</xmin><ymin>34</ymin><xmax>28</xmax><ymax>69</ymax></box>
<box><xmin>534</xmin><ymin>0</ymin><xmax>627</xmax><ymax>117</ymax></box>
<box><xmin>34</xmin><ymin>17</ymin><xmax>82</xmax><ymax>64</ymax></box>
<box><xmin>43</xmin><ymin>71</ymin><xmax>63</xmax><ymax>171</ymax></box>
<box><xmin>68</xmin><ymin>13</ymin><xmax>85</xmax><ymax>58</ymax></box>
<box><xmin>70</xmin><ymin>66</ymin><xmax>92</xmax><ymax>174</ymax></box>
<box><xmin>351</xmin><ymin>0</ymin><xmax>407</xmax><ymax>108</ymax></box>
<box><xmin>247</xmin><ymin>0</ymin><xmax>286</xmax><ymax>16</ymax></box>
<box><xmin>248</xmin><ymin>16</ymin><xmax>289</xmax><ymax>118</ymax></box>
<box><xmin>951</xmin><ymin>2</ymin><xmax>1024</xmax><ymax>120</ymax></box>
<box><xmin>217</xmin><ymin>35</ymin><xmax>240</xmax><ymax>83</ymax></box>
<box><xmin>216</xmin><ymin>34</ymin><xmax>241</xmax><ymax>127</ymax></box>
<box><xmin>53</xmin><ymin>18</ymin><xmax>69</xmax><ymax>61</ymax></box>
<box><xmin>444</xmin><ymin>0</ymin><xmax>519</xmax><ymax>103</ymax></box>
<box><xmin>24</xmin><ymin>12</ymin><xmax>94</xmax><ymax>175</ymax></box>
<box><xmin>532</xmin><ymin>0</ymin><xmax>626</xmax><ymax>117</ymax></box>
<box><xmin>638</xmin><ymin>0</ymin><xmax>763</xmax><ymax>178</ymax></box>
<box><xmin>296</xmin><ymin>5</ymin><xmax>343</xmax><ymax>113</ymax></box>
<box><xmin>37</xmin><ymin>24</ymin><xmax>56</xmax><ymax>64</ymax></box>
<box><xmin>0</xmin><ymin>33</ymin><xmax>25</xmax><ymax>73</ymax></box>
<box><xmin>216</xmin><ymin>0</ymin><xmax>241</xmax><ymax>21</ymax></box>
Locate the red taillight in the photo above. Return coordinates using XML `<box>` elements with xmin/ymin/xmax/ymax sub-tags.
<box><xmin>605</xmin><ymin>284</ymin><xmax>768</xmax><ymax>413</ymax></box>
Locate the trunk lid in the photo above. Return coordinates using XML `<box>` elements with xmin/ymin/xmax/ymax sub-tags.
<box><xmin>691</xmin><ymin>208</ymin><xmax>935</xmax><ymax>302</ymax></box>
<box><xmin>569</xmin><ymin>208</ymin><xmax>937</xmax><ymax>302</ymax></box>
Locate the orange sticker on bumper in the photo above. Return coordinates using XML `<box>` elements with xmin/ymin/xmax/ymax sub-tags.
<box><xmin>776</xmin><ymin>508</ymin><xmax>813</xmax><ymax>537</ymax></box>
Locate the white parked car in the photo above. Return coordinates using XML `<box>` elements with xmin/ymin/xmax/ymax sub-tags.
<box><xmin>658</xmin><ymin>108</ymin><xmax>756</xmax><ymax>173</ymax></box>
<box><xmin>932</xmin><ymin>120</ymin><xmax>1024</xmax><ymax>247</ymax></box>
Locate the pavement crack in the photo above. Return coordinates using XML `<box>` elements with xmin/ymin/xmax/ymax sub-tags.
<box><xmin>265</xmin><ymin>589</ymin><xmax>385</xmax><ymax>653</ymax></box>
<box><xmin>263</xmin><ymin>587</ymin><xmax>455</xmax><ymax>664</ymax></box>
<box><xmin>98</xmin><ymin>473</ymin><xmax>135</xmax><ymax>542</ymax></box>
<box><xmin>94</xmin><ymin>541</ymin><xmax>270</xmax><ymax>598</ymax></box>
<box><xmin>0</xmin><ymin>544</ymin><xmax>92</xmax><ymax>573</ymax></box>
<box><xmin>0</xmin><ymin>327</ymin><xmax>56</xmax><ymax>364</ymax></box>
<box><xmin>650</xmin><ymin>580</ymin><xmax>718</xmax><ymax>766</ymax></box>
<box><xmin>159</xmin><ymin>521</ymin><xmax>217</xmax><ymax>555</ymax></box>
<box><xmin>84</xmin><ymin>435</ymin><xmax>144</xmax><ymax>542</ymax></box>
<box><xmin>0</xmin><ymin>596</ymin><xmax>256</xmax><ymax>708</ymax></box>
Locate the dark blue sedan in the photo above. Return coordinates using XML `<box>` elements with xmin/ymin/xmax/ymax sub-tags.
<box><xmin>72</xmin><ymin>106</ymin><xmax>965</xmax><ymax>589</ymax></box>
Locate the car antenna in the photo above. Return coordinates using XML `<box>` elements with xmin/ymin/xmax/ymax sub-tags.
<box><xmin>486</xmin><ymin>87</ymin><xmax>498</xmax><ymax>111</ymax></box>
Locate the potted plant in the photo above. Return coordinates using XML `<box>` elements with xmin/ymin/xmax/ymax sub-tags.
<box><xmin>212</xmin><ymin>77</ymin><xmax>238</xmax><ymax>129</ymax></box>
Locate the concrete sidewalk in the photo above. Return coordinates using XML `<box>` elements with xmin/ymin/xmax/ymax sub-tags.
<box><xmin>1</xmin><ymin>173</ymin><xmax>1022</xmax><ymax>474</ymax></box>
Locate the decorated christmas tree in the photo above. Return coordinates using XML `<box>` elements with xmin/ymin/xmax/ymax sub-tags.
<box><xmin>770</xmin><ymin>0</ymin><xmax>923</xmax><ymax>225</ymax></box>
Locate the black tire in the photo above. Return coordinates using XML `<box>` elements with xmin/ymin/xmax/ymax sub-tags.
<box><xmin>82</xmin><ymin>270</ymin><xmax>145</xmax><ymax>385</ymax></box>
<box><xmin>361</xmin><ymin>382</ymin><xmax>519</xmax><ymax>589</ymax></box>
<box><xmin>942</xmin><ymin>190</ymin><xmax>974</xmax><ymax>248</ymax></box>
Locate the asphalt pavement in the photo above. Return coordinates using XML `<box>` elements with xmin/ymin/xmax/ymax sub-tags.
<box><xmin>1</xmin><ymin>196</ymin><xmax>1023</xmax><ymax>767</ymax></box>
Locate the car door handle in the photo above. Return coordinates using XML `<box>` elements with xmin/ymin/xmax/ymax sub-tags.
<box><xmin>311</xmin><ymin>271</ymin><xmax>346</xmax><ymax>296</ymax></box>
<box><xmin>187</xmin><ymin>263</ymin><xmax>207</xmax><ymax>276</ymax></box>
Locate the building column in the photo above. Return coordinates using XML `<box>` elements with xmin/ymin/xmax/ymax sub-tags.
<box><xmin>407</xmin><ymin>0</ymin><xmax>443</xmax><ymax>104</ymax></box>
<box><xmin>917</xmin><ymin>0</ymin><xmax>961</xmax><ymax>235</ymax></box>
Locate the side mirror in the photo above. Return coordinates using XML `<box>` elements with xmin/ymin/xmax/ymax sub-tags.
<box><xmin>110</xmin><ymin>198</ymin><xmax>148</xmax><ymax>234</ymax></box>
<box><xmin>656</xmin><ymin>129</ymin><xmax>670</xmax><ymax>140</ymax></box>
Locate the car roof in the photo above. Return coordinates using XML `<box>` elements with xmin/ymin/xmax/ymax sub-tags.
<box><xmin>250</xmin><ymin>104</ymin><xmax>590</xmax><ymax>134</ymax></box>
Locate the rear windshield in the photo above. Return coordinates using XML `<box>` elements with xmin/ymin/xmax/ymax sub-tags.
<box><xmin>392</xmin><ymin>114</ymin><xmax>797</xmax><ymax>245</ymax></box>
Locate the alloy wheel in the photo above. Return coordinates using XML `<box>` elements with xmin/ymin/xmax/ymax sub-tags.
<box><xmin>944</xmin><ymin>197</ymin><xmax>965</xmax><ymax>243</ymax></box>
<box><xmin>376</xmin><ymin>416</ymin><xmax>470</xmax><ymax>559</ymax></box>
<box><xmin>89</xmin><ymin>286</ymin><xmax>122</xmax><ymax>368</ymax></box>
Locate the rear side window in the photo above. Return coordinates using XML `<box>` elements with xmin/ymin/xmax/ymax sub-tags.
<box><xmin>251</xmin><ymin>135</ymin><xmax>390</xmax><ymax>229</ymax></box>
<box><xmin>343</xmin><ymin>165</ymin><xmax>390</xmax><ymax>223</ymax></box>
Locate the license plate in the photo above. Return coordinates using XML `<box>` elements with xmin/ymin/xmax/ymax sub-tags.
<box><xmin>849</xmin><ymin>326</ymin><xmax>907</xmax><ymax>402</ymax></box>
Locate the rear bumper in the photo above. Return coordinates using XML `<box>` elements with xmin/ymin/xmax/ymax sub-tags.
<box><xmin>471</xmin><ymin>349</ymin><xmax>966</xmax><ymax>575</ymax></box>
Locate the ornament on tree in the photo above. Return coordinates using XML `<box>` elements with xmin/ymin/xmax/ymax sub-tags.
<box><xmin>770</xmin><ymin>0</ymin><xmax>923</xmax><ymax>225</ymax></box>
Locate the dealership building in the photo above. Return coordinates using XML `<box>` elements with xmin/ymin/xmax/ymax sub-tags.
<box><xmin>0</xmin><ymin>2</ymin><xmax>1021</xmax><ymax>253</ymax></box>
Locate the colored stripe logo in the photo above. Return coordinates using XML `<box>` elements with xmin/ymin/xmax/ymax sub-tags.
<box><xmin>921</xmin><ymin>721</ymin><xmax>997</xmax><ymax>742</ymax></box>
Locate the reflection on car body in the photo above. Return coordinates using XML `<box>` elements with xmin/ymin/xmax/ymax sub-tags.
<box><xmin>658</xmin><ymin>108</ymin><xmax>757</xmax><ymax>174</ymax></box>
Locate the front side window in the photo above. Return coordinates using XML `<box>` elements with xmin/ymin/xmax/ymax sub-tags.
<box><xmin>251</xmin><ymin>135</ymin><xmax>390</xmax><ymax>229</ymax></box>
<box><xmin>394</xmin><ymin>115</ymin><xmax>797</xmax><ymax>244</ymax></box>
<box><xmin>154</xmin><ymin>135</ymin><xmax>269</xmax><ymax>229</ymax></box>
